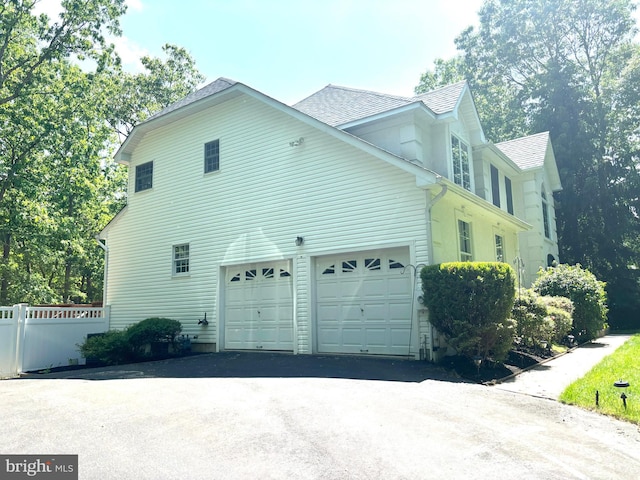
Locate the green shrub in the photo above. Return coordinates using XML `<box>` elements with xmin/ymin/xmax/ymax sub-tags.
<box><xmin>78</xmin><ymin>318</ymin><xmax>183</xmax><ymax>365</ymax></box>
<box><xmin>512</xmin><ymin>290</ymin><xmax>573</xmax><ymax>348</ymax></box>
<box><xmin>540</xmin><ymin>296</ymin><xmax>574</xmax><ymax>344</ymax></box>
<box><xmin>78</xmin><ymin>330</ymin><xmax>131</xmax><ymax>365</ymax></box>
<box><xmin>512</xmin><ymin>289</ymin><xmax>549</xmax><ymax>347</ymax></box>
<box><xmin>126</xmin><ymin>317</ymin><xmax>182</xmax><ymax>358</ymax></box>
<box><xmin>420</xmin><ymin>262</ymin><xmax>516</xmax><ymax>362</ymax></box>
<box><xmin>533</xmin><ymin>264</ymin><xmax>607</xmax><ymax>341</ymax></box>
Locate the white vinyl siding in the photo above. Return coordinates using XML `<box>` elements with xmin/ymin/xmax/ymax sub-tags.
<box><xmin>104</xmin><ymin>94</ymin><xmax>430</xmax><ymax>346</ymax></box>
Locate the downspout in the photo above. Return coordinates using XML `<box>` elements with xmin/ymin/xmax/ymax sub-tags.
<box><xmin>95</xmin><ymin>236</ymin><xmax>108</xmax><ymax>308</ymax></box>
<box><xmin>425</xmin><ymin>181</ymin><xmax>448</xmax><ymax>361</ymax></box>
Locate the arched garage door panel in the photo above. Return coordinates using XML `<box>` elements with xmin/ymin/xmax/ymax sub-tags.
<box><xmin>315</xmin><ymin>249</ymin><xmax>412</xmax><ymax>355</ymax></box>
<box><xmin>225</xmin><ymin>261</ymin><xmax>293</xmax><ymax>351</ymax></box>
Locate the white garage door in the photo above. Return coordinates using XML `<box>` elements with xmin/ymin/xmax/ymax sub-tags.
<box><xmin>315</xmin><ymin>248</ymin><xmax>413</xmax><ymax>355</ymax></box>
<box><xmin>224</xmin><ymin>260</ymin><xmax>293</xmax><ymax>351</ymax></box>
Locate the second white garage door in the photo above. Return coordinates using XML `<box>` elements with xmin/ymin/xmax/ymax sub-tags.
<box><xmin>224</xmin><ymin>260</ymin><xmax>294</xmax><ymax>351</ymax></box>
<box><xmin>315</xmin><ymin>248</ymin><xmax>413</xmax><ymax>355</ymax></box>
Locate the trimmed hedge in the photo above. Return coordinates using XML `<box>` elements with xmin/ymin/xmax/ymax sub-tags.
<box><xmin>126</xmin><ymin>317</ymin><xmax>182</xmax><ymax>357</ymax></box>
<box><xmin>420</xmin><ymin>262</ymin><xmax>515</xmax><ymax>362</ymax></box>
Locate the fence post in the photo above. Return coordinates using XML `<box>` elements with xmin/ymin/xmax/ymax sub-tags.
<box><xmin>103</xmin><ymin>305</ymin><xmax>111</xmax><ymax>330</ymax></box>
<box><xmin>13</xmin><ymin>304</ymin><xmax>27</xmax><ymax>375</ymax></box>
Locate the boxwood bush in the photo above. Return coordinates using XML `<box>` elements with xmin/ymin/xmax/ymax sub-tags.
<box><xmin>532</xmin><ymin>264</ymin><xmax>607</xmax><ymax>341</ymax></box>
<box><xmin>126</xmin><ymin>317</ymin><xmax>182</xmax><ymax>357</ymax></box>
<box><xmin>420</xmin><ymin>262</ymin><xmax>515</xmax><ymax>362</ymax></box>
<box><xmin>78</xmin><ymin>330</ymin><xmax>132</xmax><ymax>365</ymax></box>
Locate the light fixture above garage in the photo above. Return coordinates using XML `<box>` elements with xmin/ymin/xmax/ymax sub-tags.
<box><xmin>295</xmin><ymin>236</ymin><xmax>304</xmax><ymax>246</ymax></box>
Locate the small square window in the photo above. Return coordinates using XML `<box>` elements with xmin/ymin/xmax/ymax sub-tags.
<box><xmin>135</xmin><ymin>161</ymin><xmax>153</xmax><ymax>192</ymax></box>
<box><xmin>204</xmin><ymin>140</ymin><xmax>220</xmax><ymax>173</ymax></box>
<box><xmin>173</xmin><ymin>244</ymin><xmax>189</xmax><ymax>275</ymax></box>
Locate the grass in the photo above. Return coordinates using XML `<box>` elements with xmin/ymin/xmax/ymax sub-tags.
<box><xmin>559</xmin><ymin>334</ymin><xmax>640</xmax><ymax>424</ymax></box>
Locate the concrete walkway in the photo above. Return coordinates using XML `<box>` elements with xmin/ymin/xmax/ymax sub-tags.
<box><xmin>495</xmin><ymin>334</ymin><xmax>632</xmax><ymax>399</ymax></box>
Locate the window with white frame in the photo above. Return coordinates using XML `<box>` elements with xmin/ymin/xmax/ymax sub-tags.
<box><xmin>542</xmin><ymin>188</ymin><xmax>551</xmax><ymax>239</ymax></box>
<box><xmin>458</xmin><ymin>220</ymin><xmax>473</xmax><ymax>261</ymax></box>
<box><xmin>505</xmin><ymin>176</ymin><xmax>514</xmax><ymax>215</ymax></box>
<box><xmin>204</xmin><ymin>139</ymin><xmax>219</xmax><ymax>173</ymax></box>
<box><xmin>173</xmin><ymin>244</ymin><xmax>190</xmax><ymax>275</ymax></box>
<box><xmin>135</xmin><ymin>161</ymin><xmax>153</xmax><ymax>192</ymax></box>
<box><xmin>451</xmin><ymin>135</ymin><xmax>471</xmax><ymax>191</ymax></box>
<box><xmin>495</xmin><ymin>234</ymin><xmax>504</xmax><ymax>262</ymax></box>
<box><xmin>491</xmin><ymin>165</ymin><xmax>500</xmax><ymax>207</ymax></box>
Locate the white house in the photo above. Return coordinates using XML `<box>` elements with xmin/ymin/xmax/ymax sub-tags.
<box><xmin>99</xmin><ymin>77</ymin><xmax>561</xmax><ymax>360</ymax></box>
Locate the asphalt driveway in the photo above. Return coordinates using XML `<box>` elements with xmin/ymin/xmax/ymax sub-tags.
<box><xmin>2</xmin><ymin>345</ymin><xmax>640</xmax><ymax>479</ymax></box>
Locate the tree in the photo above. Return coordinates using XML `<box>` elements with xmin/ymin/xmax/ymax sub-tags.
<box><xmin>0</xmin><ymin>2</ymin><xmax>204</xmax><ymax>305</ymax></box>
<box><xmin>416</xmin><ymin>0</ymin><xmax>640</xmax><ymax>327</ymax></box>
<box><xmin>107</xmin><ymin>44</ymin><xmax>206</xmax><ymax>141</ymax></box>
<box><xmin>0</xmin><ymin>0</ymin><xmax>126</xmax><ymax>106</ymax></box>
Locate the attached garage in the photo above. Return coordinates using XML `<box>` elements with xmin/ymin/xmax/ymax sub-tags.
<box><xmin>315</xmin><ymin>248</ymin><xmax>413</xmax><ymax>356</ymax></box>
<box><xmin>224</xmin><ymin>260</ymin><xmax>294</xmax><ymax>351</ymax></box>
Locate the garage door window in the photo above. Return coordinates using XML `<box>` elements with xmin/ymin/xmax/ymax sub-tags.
<box><xmin>342</xmin><ymin>260</ymin><xmax>357</xmax><ymax>273</ymax></box>
<box><xmin>280</xmin><ymin>268</ymin><xmax>291</xmax><ymax>277</ymax></box>
<box><xmin>365</xmin><ymin>258</ymin><xmax>381</xmax><ymax>271</ymax></box>
<box><xmin>389</xmin><ymin>259</ymin><xmax>405</xmax><ymax>269</ymax></box>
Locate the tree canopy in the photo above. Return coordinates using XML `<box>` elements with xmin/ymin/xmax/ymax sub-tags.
<box><xmin>417</xmin><ymin>0</ymin><xmax>640</xmax><ymax>328</ymax></box>
<box><xmin>0</xmin><ymin>0</ymin><xmax>204</xmax><ymax>305</ymax></box>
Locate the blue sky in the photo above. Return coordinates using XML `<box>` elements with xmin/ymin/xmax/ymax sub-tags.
<box><xmin>112</xmin><ymin>0</ymin><xmax>485</xmax><ymax>104</ymax></box>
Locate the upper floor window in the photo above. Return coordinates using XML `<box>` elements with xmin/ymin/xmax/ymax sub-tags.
<box><xmin>451</xmin><ymin>135</ymin><xmax>471</xmax><ymax>191</ymax></box>
<box><xmin>505</xmin><ymin>176</ymin><xmax>514</xmax><ymax>215</ymax></box>
<box><xmin>173</xmin><ymin>244</ymin><xmax>190</xmax><ymax>275</ymax></box>
<box><xmin>135</xmin><ymin>161</ymin><xmax>153</xmax><ymax>192</ymax></box>
<box><xmin>204</xmin><ymin>139</ymin><xmax>220</xmax><ymax>173</ymax></box>
<box><xmin>458</xmin><ymin>220</ymin><xmax>473</xmax><ymax>261</ymax></box>
<box><xmin>491</xmin><ymin>164</ymin><xmax>500</xmax><ymax>207</ymax></box>
<box><xmin>542</xmin><ymin>188</ymin><xmax>551</xmax><ymax>239</ymax></box>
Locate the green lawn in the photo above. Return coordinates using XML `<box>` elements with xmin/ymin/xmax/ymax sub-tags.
<box><xmin>559</xmin><ymin>334</ymin><xmax>640</xmax><ymax>424</ymax></box>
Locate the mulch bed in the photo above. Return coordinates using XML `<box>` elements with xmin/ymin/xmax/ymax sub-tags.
<box><xmin>444</xmin><ymin>347</ymin><xmax>558</xmax><ymax>384</ymax></box>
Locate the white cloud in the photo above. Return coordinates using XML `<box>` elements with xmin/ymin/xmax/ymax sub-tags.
<box><xmin>111</xmin><ymin>36</ymin><xmax>148</xmax><ymax>73</ymax></box>
<box><xmin>125</xmin><ymin>0</ymin><xmax>144</xmax><ymax>12</ymax></box>
<box><xmin>32</xmin><ymin>0</ymin><xmax>63</xmax><ymax>21</ymax></box>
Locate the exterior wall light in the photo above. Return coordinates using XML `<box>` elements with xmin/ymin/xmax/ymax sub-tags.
<box><xmin>295</xmin><ymin>236</ymin><xmax>304</xmax><ymax>246</ymax></box>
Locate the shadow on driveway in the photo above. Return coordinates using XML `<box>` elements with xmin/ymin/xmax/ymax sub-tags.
<box><xmin>18</xmin><ymin>351</ymin><xmax>464</xmax><ymax>383</ymax></box>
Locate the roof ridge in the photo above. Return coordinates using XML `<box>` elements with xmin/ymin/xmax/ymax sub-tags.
<box><xmin>495</xmin><ymin>131</ymin><xmax>549</xmax><ymax>146</ymax></box>
<box><xmin>323</xmin><ymin>84</ymin><xmax>414</xmax><ymax>101</ymax></box>
<box><xmin>412</xmin><ymin>80</ymin><xmax>467</xmax><ymax>99</ymax></box>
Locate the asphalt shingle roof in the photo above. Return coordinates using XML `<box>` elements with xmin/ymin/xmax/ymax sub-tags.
<box><xmin>292</xmin><ymin>81</ymin><xmax>467</xmax><ymax>127</ymax></box>
<box><xmin>494</xmin><ymin>132</ymin><xmax>550</xmax><ymax>170</ymax></box>
<box><xmin>146</xmin><ymin>77</ymin><xmax>238</xmax><ymax>122</ymax></box>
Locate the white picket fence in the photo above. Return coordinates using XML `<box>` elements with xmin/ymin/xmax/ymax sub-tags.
<box><xmin>0</xmin><ymin>304</ymin><xmax>110</xmax><ymax>378</ymax></box>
